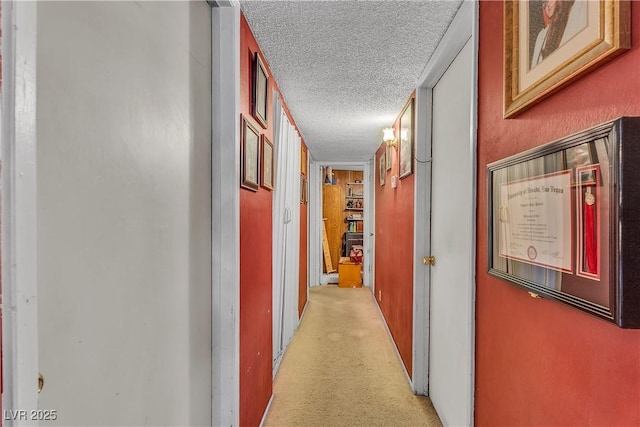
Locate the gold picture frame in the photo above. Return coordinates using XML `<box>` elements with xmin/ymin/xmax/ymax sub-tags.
<box><xmin>386</xmin><ymin>143</ymin><xmax>392</xmax><ymax>170</ymax></box>
<box><xmin>241</xmin><ymin>115</ymin><xmax>260</xmax><ymax>192</ymax></box>
<box><xmin>261</xmin><ymin>135</ymin><xmax>274</xmax><ymax>190</ymax></box>
<box><xmin>504</xmin><ymin>0</ymin><xmax>630</xmax><ymax>118</ymax></box>
<box><xmin>379</xmin><ymin>152</ymin><xmax>386</xmax><ymax>186</ymax></box>
<box><xmin>300</xmin><ymin>174</ymin><xmax>308</xmax><ymax>204</ymax></box>
<box><xmin>300</xmin><ymin>145</ymin><xmax>307</xmax><ymax>177</ymax></box>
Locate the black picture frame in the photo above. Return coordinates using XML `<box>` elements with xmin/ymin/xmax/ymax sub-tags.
<box><xmin>399</xmin><ymin>98</ymin><xmax>414</xmax><ymax>179</ymax></box>
<box><xmin>252</xmin><ymin>52</ymin><xmax>269</xmax><ymax>128</ymax></box>
<box><xmin>487</xmin><ymin>117</ymin><xmax>640</xmax><ymax>328</ymax></box>
<box><xmin>241</xmin><ymin>115</ymin><xmax>260</xmax><ymax>192</ymax></box>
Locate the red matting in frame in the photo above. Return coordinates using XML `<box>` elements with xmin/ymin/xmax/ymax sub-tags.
<box><xmin>576</xmin><ymin>164</ymin><xmax>601</xmax><ymax>280</ymax></box>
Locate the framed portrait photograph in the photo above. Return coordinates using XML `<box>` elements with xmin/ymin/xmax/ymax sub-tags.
<box><xmin>504</xmin><ymin>0</ymin><xmax>630</xmax><ymax>118</ymax></box>
<box><xmin>252</xmin><ymin>52</ymin><xmax>269</xmax><ymax>128</ymax></box>
<box><xmin>261</xmin><ymin>135</ymin><xmax>274</xmax><ymax>190</ymax></box>
<box><xmin>241</xmin><ymin>115</ymin><xmax>260</xmax><ymax>191</ymax></box>
<box><xmin>399</xmin><ymin>99</ymin><xmax>414</xmax><ymax>179</ymax></box>
<box><xmin>379</xmin><ymin>152</ymin><xmax>386</xmax><ymax>186</ymax></box>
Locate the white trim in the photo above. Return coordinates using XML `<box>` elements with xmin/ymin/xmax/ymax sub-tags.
<box><xmin>272</xmin><ymin>298</ymin><xmax>309</xmax><ymax>379</ymax></box>
<box><xmin>316</xmin><ymin>161</ymin><xmax>368</xmax><ymax>169</ymax></box>
<box><xmin>362</xmin><ymin>160</ymin><xmax>373</xmax><ymax>287</ymax></box>
<box><xmin>468</xmin><ymin>4</ymin><xmax>480</xmax><ymax>423</ymax></box>
<box><xmin>299</xmin><ymin>299</ymin><xmax>310</xmax><ymax>323</ymax></box>
<box><xmin>305</xmin><ymin>153</ymin><xmax>311</xmax><ymax>299</ymax></box>
<box><xmin>211</xmin><ymin>4</ymin><xmax>241</xmax><ymax>426</ymax></box>
<box><xmin>412</xmin><ymin>86</ymin><xmax>433</xmax><ymax>396</ymax></box>
<box><xmin>372</xmin><ymin>293</ymin><xmax>412</xmax><ymax>387</ymax></box>
<box><xmin>258</xmin><ymin>394</ymin><xmax>275</xmax><ymax>427</ymax></box>
<box><xmin>1</xmin><ymin>2</ymin><xmax>40</xmax><ymax>424</ymax></box>
<box><xmin>368</xmin><ymin>155</ymin><xmax>376</xmax><ymax>293</ymax></box>
<box><xmin>308</xmin><ymin>159</ymin><xmax>322</xmax><ymax>287</ymax></box>
<box><xmin>416</xmin><ymin>2</ymin><xmax>475</xmax><ymax>88</ymax></box>
<box><xmin>412</xmin><ymin>0</ymin><xmax>477</xmax><ymax>412</ymax></box>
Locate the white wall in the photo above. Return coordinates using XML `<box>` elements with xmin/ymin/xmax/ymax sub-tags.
<box><xmin>35</xmin><ymin>2</ymin><xmax>212</xmax><ymax>425</ymax></box>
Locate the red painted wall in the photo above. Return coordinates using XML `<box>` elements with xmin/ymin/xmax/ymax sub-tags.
<box><xmin>299</xmin><ymin>144</ymin><xmax>308</xmax><ymax>318</ymax></box>
<box><xmin>240</xmin><ymin>14</ymin><xmax>308</xmax><ymax>426</ymax></box>
<box><xmin>240</xmin><ymin>15</ymin><xmax>273</xmax><ymax>426</ymax></box>
<box><xmin>374</xmin><ymin>105</ymin><xmax>415</xmax><ymax>375</ymax></box>
<box><xmin>476</xmin><ymin>2</ymin><xmax>640</xmax><ymax>425</ymax></box>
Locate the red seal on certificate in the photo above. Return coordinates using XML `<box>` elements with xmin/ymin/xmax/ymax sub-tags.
<box><xmin>527</xmin><ymin>246</ymin><xmax>538</xmax><ymax>260</ymax></box>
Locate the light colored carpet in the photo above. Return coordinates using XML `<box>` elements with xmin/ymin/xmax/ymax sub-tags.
<box><xmin>263</xmin><ymin>285</ymin><xmax>443</xmax><ymax>427</ymax></box>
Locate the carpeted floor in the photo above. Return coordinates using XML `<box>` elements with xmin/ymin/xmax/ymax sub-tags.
<box><xmin>263</xmin><ymin>285</ymin><xmax>443</xmax><ymax>427</ymax></box>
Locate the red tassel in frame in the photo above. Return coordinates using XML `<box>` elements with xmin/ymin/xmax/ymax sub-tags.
<box><xmin>584</xmin><ymin>186</ymin><xmax>597</xmax><ymax>273</ymax></box>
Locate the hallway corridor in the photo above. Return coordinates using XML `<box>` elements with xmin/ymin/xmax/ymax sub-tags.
<box><xmin>264</xmin><ymin>286</ymin><xmax>442</xmax><ymax>426</ymax></box>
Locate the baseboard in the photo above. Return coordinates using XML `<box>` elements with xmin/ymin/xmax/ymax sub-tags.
<box><xmin>299</xmin><ymin>299</ymin><xmax>310</xmax><ymax>323</ymax></box>
<box><xmin>258</xmin><ymin>393</ymin><xmax>275</xmax><ymax>427</ymax></box>
<box><xmin>268</xmin><ymin>298</ymin><xmax>309</xmax><ymax>421</ymax></box>
<box><xmin>272</xmin><ymin>298</ymin><xmax>309</xmax><ymax>379</ymax></box>
<box><xmin>321</xmin><ymin>273</ymin><xmax>339</xmax><ymax>285</ymax></box>
<box><xmin>370</xmin><ymin>291</ymin><xmax>413</xmax><ymax>390</ymax></box>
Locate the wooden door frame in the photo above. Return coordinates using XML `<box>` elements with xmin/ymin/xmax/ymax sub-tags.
<box><xmin>411</xmin><ymin>3</ymin><xmax>478</xmax><ymax>419</ymax></box>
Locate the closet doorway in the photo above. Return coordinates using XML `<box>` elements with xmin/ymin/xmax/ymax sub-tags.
<box><xmin>313</xmin><ymin>162</ymin><xmax>372</xmax><ymax>288</ymax></box>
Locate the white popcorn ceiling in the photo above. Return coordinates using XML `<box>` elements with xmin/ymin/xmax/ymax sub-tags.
<box><xmin>240</xmin><ymin>0</ymin><xmax>463</xmax><ymax>161</ymax></box>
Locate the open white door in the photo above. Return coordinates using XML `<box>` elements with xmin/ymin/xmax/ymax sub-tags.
<box><xmin>428</xmin><ymin>37</ymin><xmax>475</xmax><ymax>426</ymax></box>
<box><xmin>412</xmin><ymin>2</ymin><xmax>477</xmax><ymax>425</ymax></box>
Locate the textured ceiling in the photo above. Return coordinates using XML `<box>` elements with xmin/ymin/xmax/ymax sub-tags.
<box><xmin>240</xmin><ymin>0</ymin><xmax>463</xmax><ymax>162</ymax></box>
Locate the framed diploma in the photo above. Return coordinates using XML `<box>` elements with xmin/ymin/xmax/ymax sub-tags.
<box><xmin>488</xmin><ymin>117</ymin><xmax>640</xmax><ymax>328</ymax></box>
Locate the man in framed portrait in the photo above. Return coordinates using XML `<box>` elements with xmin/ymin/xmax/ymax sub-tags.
<box><xmin>530</xmin><ymin>0</ymin><xmax>588</xmax><ymax>68</ymax></box>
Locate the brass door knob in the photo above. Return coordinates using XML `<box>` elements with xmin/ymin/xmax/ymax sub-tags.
<box><xmin>423</xmin><ymin>256</ymin><xmax>436</xmax><ymax>266</ymax></box>
<box><xmin>38</xmin><ymin>373</ymin><xmax>44</xmax><ymax>393</ymax></box>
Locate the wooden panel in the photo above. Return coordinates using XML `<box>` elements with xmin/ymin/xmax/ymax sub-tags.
<box><xmin>322</xmin><ymin>169</ymin><xmax>364</xmax><ymax>271</ymax></box>
<box><xmin>321</xmin><ymin>219</ymin><xmax>335</xmax><ymax>273</ymax></box>
<box><xmin>322</xmin><ymin>185</ymin><xmax>342</xmax><ymax>269</ymax></box>
<box><xmin>333</xmin><ymin>169</ymin><xmax>364</xmax><ymax>235</ymax></box>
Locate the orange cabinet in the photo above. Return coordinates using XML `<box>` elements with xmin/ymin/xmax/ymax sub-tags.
<box><xmin>338</xmin><ymin>257</ymin><xmax>362</xmax><ymax>288</ymax></box>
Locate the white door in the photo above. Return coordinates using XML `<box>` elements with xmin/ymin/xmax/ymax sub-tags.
<box><xmin>428</xmin><ymin>39</ymin><xmax>475</xmax><ymax>426</ymax></box>
<box><xmin>27</xmin><ymin>2</ymin><xmax>213</xmax><ymax>426</ymax></box>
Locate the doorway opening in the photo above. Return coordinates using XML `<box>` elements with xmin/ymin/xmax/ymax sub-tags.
<box><xmin>311</xmin><ymin>162</ymin><xmax>372</xmax><ymax>289</ymax></box>
<box><xmin>322</xmin><ymin>167</ymin><xmax>365</xmax><ymax>287</ymax></box>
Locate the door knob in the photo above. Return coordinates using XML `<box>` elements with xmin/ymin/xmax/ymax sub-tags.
<box><xmin>423</xmin><ymin>256</ymin><xmax>436</xmax><ymax>266</ymax></box>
